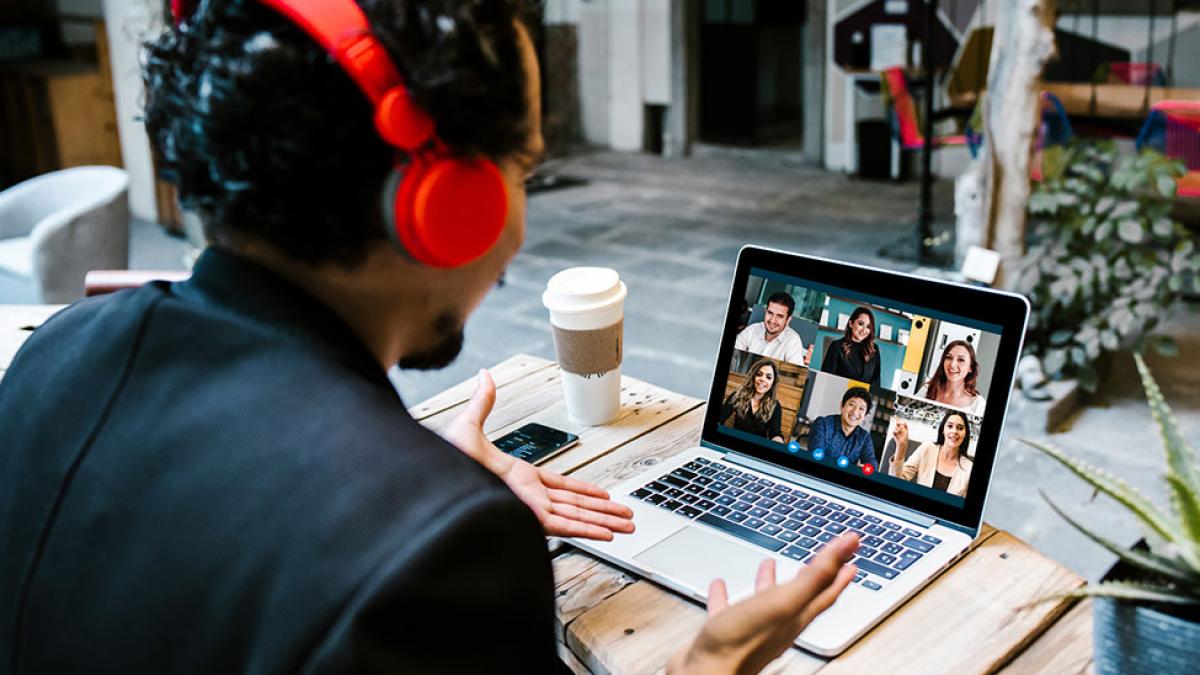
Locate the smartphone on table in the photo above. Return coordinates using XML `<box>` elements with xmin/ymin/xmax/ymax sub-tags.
<box><xmin>492</xmin><ymin>422</ymin><xmax>579</xmax><ymax>465</ymax></box>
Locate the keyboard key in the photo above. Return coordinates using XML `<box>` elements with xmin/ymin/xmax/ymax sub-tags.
<box><xmin>847</xmin><ymin>518</ymin><xmax>868</xmax><ymax>529</ymax></box>
<box><xmin>661</xmin><ymin>475</ymin><xmax>688</xmax><ymax>488</ymax></box>
<box><xmin>765</xmin><ymin>514</ymin><xmax>785</xmax><ymax>524</ymax></box>
<box><xmin>731</xmin><ymin>501</ymin><xmax>751</xmax><ymax>512</ymax></box>
<box><xmin>809</xmin><ymin>496</ymin><xmax>826</xmax><ymax>505</ymax></box>
<box><xmin>816</xmin><ymin>531</ymin><xmax>835</xmax><ymax>543</ymax></box>
<box><xmin>777</xmin><ymin>494</ymin><xmax>798</xmax><ymax>504</ymax></box>
<box><xmin>826</xmin><ymin>523</ymin><xmax>847</xmax><ymax>533</ymax></box>
<box><xmin>856</xmin><ymin>559</ymin><xmax>899</xmax><ymax>580</ymax></box>
<box><xmin>729</xmin><ymin>512</ymin><xmax>748</xmax><ymax>523</ymax></box>
<box><xmin>698</xmin><ymin>467</ymin><xmax>718</xmax><ymax>477</ymax></box>
<box><xmin>647</xmin><ymin>481</ymin><xmax>671</xmax><ymax>492</ymax></box>
<box><xmin>781</xmin><ymin>519</ymin><xmax>804</xmax><ymax>531</ymax></box>
<box><xmin>694</xmin><ymin>476</ymin><xmax>714</xmax><ymax>486</ymax></box>
<box><xmin>671</xmin><ymin>468</ymin><xmax>698</xmax><ymax>481</ymax></box>
<box><xmin>631</xmin><ymin>488</ymin><xmax>652</xmax><ymax>499</ymax></box>
<box><xmin>701</xmin><ymin>489</ymin><xmax>720</xmax><ymax>500</ymax></box>
<box><xmin>778</xmin><ymin>531</ymin><xmax>799</xmax><ymax>542</ymax></box>
<box><xmin>712</xmin><ymin>481</ymin><xmax>729</xmax><ymax>491</ymax></box>
<box><xmin>644</xmin><ymin>493</ymin><xmax>666</xmax><ymax>505</ymax></box>
<box><xmin>863</xmin><ymin>515</ymin><xmax>882</xmax><ymax>524</ymax></box>
<box><xmin>846</xmin><ymin>508</ymin><xmax>863</xmax><ymax>517</ymax></box>
<box><xmin>679</xmin><ymin>494</ymin><xmax>699</xmax><ymax>504</ymax></box>
<box><xmin>742</xmin><ymin>494</ymin><xmax>761</xmax><ymax>504</ymax></box>
<box><xmin>922</xmin><ymin>534</ymin><xmax>942</xmax><ymax>545</ymax></box>
<box><xmin>851</xmin><ymin>576</ymin><xmax>862</xmax><ymax>584</ymax></box>
<box><xmin>900</xmin><ymin>549</ymin><xmax>923</xmax><ymax>560</ymax></box>
<box><xmin>800</xmin><ymin>525</ymin><xmax>820</xmax><ymax>537</ymax></box>
<box><xmin>795</xmin><ymin>502</ymin><xmax>814</xmax><ymax>511</ymax></box>
<box><xmin>726</xmin><ymin>488</ymin><xmax>745</xmax><ymax>497</ymax></box>
<box><xmin>683</xmin><ymin>462</ymin><xmax>703</xmax><ymax>471</ymax></box>
<box><xmin>772</xmin><ymin>504</ymin><xmax>794</xmax><ymax>516</ymax></box>
<box><xmin>865</xmin><ymin>524</ymin><xmax>885</xmax><ymax>535</ymax></box>
<box><xmin>749</xmin><ymin>507</ymin><xmax>769</xmax><ymax>518</ymax></box>
<box><xmin>875</xmin><ymin>553</ymin><xmax>897</xmax><ymax>565</ymax></box>
<box><xmin>775</xmin><ymin>485</ymin><xmax>792</xmax><ymax>494</ymax></box>
<box><xmin>791</xmin><ymin>489</ymin><xmax>809</xmax><ymax>499</ymax></box>
<box><xmin>903</xmin><ymin>537</ymin><xmax>934</xmax><ymax>553</ymax></box>
<box><xmin>730</xmin><ymin>477</ymin><xmax>749</xmax><ymax>487</ymax></box>
<box><xmin>696</xmin><ymin>499</ymin><xmax>715</xmax><ymax>510</ymax></box>
<box><xmin>761</xmin><ymin>524</ymin><xmax>782</xmax><ymax>535</ymax></box>
<box><xmin>745</xmin><ymin>483</ymin><xmax>765</xmax><ymax>494</ymax></box>
<box><xmin>662</xmin><ymin>500</ymin><xmax>683</xmax><ymax>511</ymax></box>
<box><xmin>828</xmin><ymin>512</ymin><xmax>849</xmax><ymax>523</ymax></box>
<box><xmin>697</xmin><ymin>513</ymin><xmax>785</xmax><ymax>551</ymax></box>
<box><xmin>758</xmin><ymin>499</ymin><xmax>777</xmax><ymax>510</ymax></box>
<box><xmin>883</xmin><ymin>531</ymin><xmax>905</xmax><ymax>543</ymax></box>
<box><xmin>761</xmin><ymin>489</ymin><xmax>781</xmax><ymax>499</ymax></box>
<box><xmin>695</xmin><ymin>457</ymin><xmax>711</xmax><ymax>464</ymax></box>
<box><xmin>725</xmin><ymin>467</ymin><xmax>742</xmax><ymax>475</ymax></box>
<box><xmin>882</xmin><ymin>543</ymin><xmax>903</xmax><ymax>555</ymax></box>
<box><xmin>683</xmin><ymin>484</ymin><xmax>703</xmax><ymax>495</ymax></box>
<box><xmin>716</xmin><ymin>496</ymin><xmax>735</xmax><ymax>506</ymax></box>
<box><xmin>782</xmin><ymin>546</ymin><xmax>809</xmax><ymax>561</ymax></box>
<box><xmin>827</xmin><ymin>503</ymin><xmax>845</xmax><ymax>511</ymax></box>
<box><xmin>796</xmin><ymin>537</ymin><xmax>819</xmax><ymax>549</ymax></box>
<box><xmin>756</xmin><ymin>477</ymin><xmax>775</xmax><ymax>487</ymax></box>
<box><xmin>882</xmin><ymin>522</ymin><xmax>901</xmax><ymax>531</ymax></box>
<box><xmin>811</xmin><ymin>506</ymin><xmax>831</xmax><ymax>517</ymax></box>
<box><xmin>862</xmin><ymin>580</ymin><xmax>882</xmax><ymax>591</ymax></box>
<box><xmin>744</xmin><ymin>518</ymin><xmax>765</xmax><ymax>529</ymax></box>
<box><xmin>894</xmin><ymin>557</ymin><xmax>916</xmax><ymax>571</ymax></box>
<box><xmin>903</xmin><ymin>528</ymin><xmax>922</xmax><ymax>538</ymax></box>
<box><xmin>664</xmin><ymin>488</ymin><xmax>685</xmax><ymax>499</ymax></box>
<box><xmin>809</xmin><ymin>517</ymin><xmax>829</xmax><ymax>528</ymax></box>
<box><xmin>858</xmin><ymin>547</ymin><xmax>877</xmax><ymax>558</ymax></box>
<box><xmin>677</xmin><ymin>505</ymin><xmax>703</xmax><ymax>519</ymax></box>
<box><xmin>794</xmin><ymin>512</ymin><xmax>812</xmax><ymax>522</ymax></box>
<box><xmin>712</xmin><ymin>505</ymin><xmax>731</xmax><ymax>517</ymax></box>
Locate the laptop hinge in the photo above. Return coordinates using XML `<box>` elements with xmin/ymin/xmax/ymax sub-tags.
<box><xmin>723</xmin><ymin>452</ymin><xmax>937</xmax><ymax>529</ymax></box>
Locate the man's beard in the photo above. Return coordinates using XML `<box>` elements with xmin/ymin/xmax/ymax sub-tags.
<box><xmin>397</xmin><ymin>311</ymin><xmax>464</xmax><ymax>371</ymax></box>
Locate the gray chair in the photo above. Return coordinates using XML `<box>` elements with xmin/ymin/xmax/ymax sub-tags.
<box><xmin>0</xmin><ymin>166</ymin><xmax>130</xmax><ymax>303</ymax></box>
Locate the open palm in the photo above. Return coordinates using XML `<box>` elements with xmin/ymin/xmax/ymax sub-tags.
<box><xmin>443</xmin><ymin>369</ymin><xmax>635</xmax><ymax>541</ymax></box>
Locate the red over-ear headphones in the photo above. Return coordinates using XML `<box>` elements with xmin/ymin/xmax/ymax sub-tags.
<box><xmin>172</xmin><ymin>0</ymin><xmax>509</xmax><ymax>268</ymax></box>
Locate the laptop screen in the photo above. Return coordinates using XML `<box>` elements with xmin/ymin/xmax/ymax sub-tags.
<box><xmin>702</xmin><ymin>247</ymin><xmax>1028</xmax><ymax>531</ymax></box>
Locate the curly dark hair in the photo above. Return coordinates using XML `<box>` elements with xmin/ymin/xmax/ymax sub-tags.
<box><xmin>143</xmin><ymin>0</ymin><xmax>534</xmax><ymax>267</ymax></box>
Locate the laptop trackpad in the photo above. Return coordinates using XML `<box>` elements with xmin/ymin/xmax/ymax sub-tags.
<box><xmin>634</xmin><ymin>526</ymin><xmax>768</xmax><ymax>598</ymax></box>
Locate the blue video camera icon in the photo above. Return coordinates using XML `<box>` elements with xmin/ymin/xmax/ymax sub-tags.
<box><xmin>812</xmin><ymin>447</ymin><xmax>825</xmax><ymax>461</ymax></box>
<box><xmin>837</xmin><ymin>456</ymin><xmax>851</xmax><ymax>469</ymax></box>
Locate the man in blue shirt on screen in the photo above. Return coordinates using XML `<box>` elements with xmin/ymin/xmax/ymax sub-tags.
<box><xmin>807</xmin><ymin>388</ymin><xmax>878</xmax><ymax>468</ymax></box>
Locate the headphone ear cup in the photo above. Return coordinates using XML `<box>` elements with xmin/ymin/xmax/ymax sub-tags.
<box><xmin>391</xmin><ymin>157</ymin><xmax>508</xmax><ymax>268</ymax></box>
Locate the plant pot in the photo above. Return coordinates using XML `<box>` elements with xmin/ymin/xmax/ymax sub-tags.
<box><xmin>1093</xmin><ymin>597</ymin><xmax>1200</xmax><ymax>674</ymax></box>
<box><xmin>1093</xmin><ymin>549</ymin><xmax>1200</xmax><ymax>674</ymax></box>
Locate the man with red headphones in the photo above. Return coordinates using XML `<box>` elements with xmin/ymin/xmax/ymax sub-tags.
<box><xmin>0</xmin><ymin>1</ymin><xmax>857</xmax><ymax>672</ymax></box>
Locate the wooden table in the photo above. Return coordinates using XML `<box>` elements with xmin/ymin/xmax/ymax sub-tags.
<box><xmin>1</xmin><ymin>307</ymin><xmax>1094</xmax><ymax>673</ymax></box>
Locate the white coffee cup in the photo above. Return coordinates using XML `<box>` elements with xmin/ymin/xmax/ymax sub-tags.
<box><xmin>542</xmin><ymin>267</ymin><xmax>627</xmax><ymax>425</ymax></box>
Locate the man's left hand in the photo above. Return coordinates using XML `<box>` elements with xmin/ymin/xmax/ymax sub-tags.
<box><xmin>443</xmin><ymin>369</ymin><xmax>636</xmax><ymax>541</ymax></box>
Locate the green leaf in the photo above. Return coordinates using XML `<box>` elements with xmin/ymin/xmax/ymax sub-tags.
<box><xmin>1049</xmin><ymin>581</ymin><xmax>1200</xmax><ymax>606</ymax></box>
<box><xmin>1021</xmin><ymin>437</ymin><xmax>1186</xmax><ymax>545</ymax></box>
<box><xmin>1157</xmin><ymin>174</ymin><xmax>1178</xmax><ymax>198</ymax></box>
<box><xmin>1151</xmin><ymin>335</ymin><xmax>1180</xmax><ymax>357</ymax></box>
<box><xmin>1135</xmin><ymin>353</ymin><xmax>1200</xmax><ymax>555</ymax></box>
<box><xmin>1049</xmin><ymin>330</ymin><xmax>1074</xmax><ymax>346</ymax></box>
<box><xmin>1042</xmin><ymin>493</ymin><xmax>1200</xmax><ymax>584</ymax></box>
<box><xmin>1118</xmin><ymin>219</ymin><xmax>1145</xmax><ymax>243</ymax></box>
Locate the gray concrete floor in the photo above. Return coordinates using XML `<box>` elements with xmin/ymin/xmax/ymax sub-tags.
<box><xmin>7</xmin><ymin>148</ymin><xmax>1198</xmax><ymax>582</ymax></box>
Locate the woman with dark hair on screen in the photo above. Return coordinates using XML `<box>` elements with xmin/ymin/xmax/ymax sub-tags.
<box><xmin>917</xmin><ymin>340</ymin><xmax>987</xmax><ymax>416</ymax></box>
<box><xmin>820</xmin><ymin>307</ymin><xmax>880</xmax><ymax>388</ymax></box>
<box><xmin>721</xmin><ymin>358</ymin><xmax>785</xmax><ymax>443</ymax></box>
<box><xmin>888</xmin><ymin>411</ymin><xmax>974</xmax><ymax>497</ymax></box>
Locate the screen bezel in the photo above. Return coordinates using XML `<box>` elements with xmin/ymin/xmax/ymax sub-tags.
<box><xmin>701</xmin><ymin>246</ymin><xmax>1030</xmax><ymax>532</ymax></box>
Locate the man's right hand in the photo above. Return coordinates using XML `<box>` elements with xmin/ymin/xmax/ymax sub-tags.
<box><xmin>668</xmin><ymin>534</ymin><xmax>859</xmax><ymax>675</ymax></box>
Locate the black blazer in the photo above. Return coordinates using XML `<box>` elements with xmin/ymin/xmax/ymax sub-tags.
<box><xmin>0</xmin><ymin>249</ymin><xmax>565</xmax><ymax>674</ymax></box>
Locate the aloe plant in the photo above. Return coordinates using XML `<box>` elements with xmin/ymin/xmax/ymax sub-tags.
<box><xmin>1023</xmin><ymin>353</ymin><xmax>1200</xmax><ymax>606</ymax></box>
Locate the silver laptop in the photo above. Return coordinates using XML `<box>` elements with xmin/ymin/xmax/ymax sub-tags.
<box><xmin>570</xmin><ymin>245</ymin><xmax>1030</xmax><ymax>656</ymax></box>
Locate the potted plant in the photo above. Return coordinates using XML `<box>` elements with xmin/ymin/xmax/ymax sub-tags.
<box><xmin>1023</xmin><ymin>353</ymin><xmax>1200</xmax><ymax>674</ymax></box>
<box><xmin>1018</xmin><ymin>141</ymin><xmax>1199</xmax><ymax>391</ymax></box>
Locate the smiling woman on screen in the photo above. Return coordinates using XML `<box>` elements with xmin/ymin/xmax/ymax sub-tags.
<box><xmin>916</xmin><ymin>340</ymin><xmax>986</xmax><ymax>416</ymax></box>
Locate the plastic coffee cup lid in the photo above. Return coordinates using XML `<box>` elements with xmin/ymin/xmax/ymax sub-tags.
<box><xmin>542</xmin><ymin>267</ymin><xmax>626</xmax><ymax>314</ymax></box>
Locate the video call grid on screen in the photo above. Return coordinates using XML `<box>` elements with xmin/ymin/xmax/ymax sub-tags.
<box><xmin>713</xmin><ymin>267</ymin><xmax>1004</xmax><ymax>510</ymax></box>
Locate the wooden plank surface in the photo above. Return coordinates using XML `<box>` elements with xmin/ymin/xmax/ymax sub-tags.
<box><xmin>407</xmin><ymin>353</ymin><xmax>556</xmax><ymax>421</ymax></box>
<box><xmin>0</xmin><ymin>305</ymin><xmax>63</xmax><ymax>378</ymax></box>
<box><xmin>1000</xmin><ymin>599</ymin><xmax>1093</xmax><ymax>675</ymax></box>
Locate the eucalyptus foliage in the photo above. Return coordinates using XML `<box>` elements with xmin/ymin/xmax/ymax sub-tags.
<box><xmin>1025</xmin><ymin>354</ymin><xmax>1200</xmax><ymax>608</ymax></box>
<box><xmin>1018</xmin><ymin>141</ymin><xmax>1199</xmax><ymax>390</ymax></box>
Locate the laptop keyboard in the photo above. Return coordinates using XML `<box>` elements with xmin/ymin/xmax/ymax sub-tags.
<box><xmin>629</xmin><ymin>457</ymin><xmax>943</xmax><ymax>591</ymax></box>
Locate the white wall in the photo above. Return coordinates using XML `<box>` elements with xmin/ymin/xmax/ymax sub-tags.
<box><xmin>102</xmin><ymin>0</ymin><xmax>162</xmax><ymax>221</ymax></box>
<box><xmin>574</xmin><ymin>0</ymin><xmax>672</xmax><ymax>151</ymax></box>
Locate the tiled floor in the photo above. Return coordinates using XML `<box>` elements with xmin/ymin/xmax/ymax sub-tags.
<box><xmin>5</xmin><ymin>148</ymin><xmax>1197</xmax><ymax>581</ymax></box>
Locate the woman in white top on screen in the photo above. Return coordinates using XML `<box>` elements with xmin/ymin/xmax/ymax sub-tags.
<box><xmin>915</xmin><ymin>340</ymin><xmax>986</xmax><ymax>416</ymax></box>
<box><xmin>888</xmin><ymin>412</ymin><xmax>973</xmax><ymax>498</ymax></box>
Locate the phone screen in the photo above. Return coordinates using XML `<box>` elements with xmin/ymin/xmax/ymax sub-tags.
<box><xmin>493</xmin><ymin>423</ymin><xmax>579</xmax><ymax>464</ymax></box>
